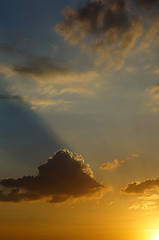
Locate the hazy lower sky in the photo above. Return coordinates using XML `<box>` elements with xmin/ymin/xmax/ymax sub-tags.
<box><xmin>1</xmin><ymin>1</ymin><xmax>159</xmax><ymax>240</ymax></box>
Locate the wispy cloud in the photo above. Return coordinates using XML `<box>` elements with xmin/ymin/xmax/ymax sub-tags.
<box><xmin>54</xmin><ymin>0</ymin><xmax>159</xmax><ymax>70</ymax></box>
<box><xmin>0</xmin><ymin>93</ymin><xmax>72</xmax><ymax>110</ymax></box>
<box><xmin>129</xmin><ymin>201</ymin><xmax>156</xmax><ymax>211</ymax></box>
<box><xmin>12</xmin><ymin>56</ymin><xmax>69</xmax><ymax>80</ymax></box>
<box><xmin>149</xmin><ymin>83</ymin><xmax>159</xmax><ymax>112</ymax></box>
<box><xmin>0</xmin><ymin>54</ymin><xmax>100</xmax><ymax>96</ymax></box>
<box><xmin>129</xmin><ymin>194</ymin><xmax>159</xmax><ymax>211</ymax></box>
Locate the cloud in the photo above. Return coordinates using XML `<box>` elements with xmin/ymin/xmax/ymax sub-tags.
<box><xmin>0</xmin><ymin>94</ymin><xmax>26</xmax><ymax>102</ymax></box>
<box><xmin>54</xmin><ymin>0</ymin><xmax>133</xmax><ymax>45</ymax></box>
<box><xmin>129</xmin><ymin>201</ymin><xmax>156</xmax><ymax>211</ymax></box>
<box><xmin>100</xmin><ymin>159</ymin><xmax>120</xmax><ymax>170</ymax></box>
<box><xmin>134</xmin><ymin>0</ymin><xmax>159</xmax><ymax>9</ymax></box>
<box><xmin>150</xmin><ymin>83</ymin><xmax>159</xmax><ymax>94</ymax></box>
<box><xmin>0</xmin><ymin>56</ymin><xmax>100</xmax><ymax>87</ymax></box>
<box><xmin>0</xmin><ymin>94</ymin><xmax>71</xmax><ymax>109</ymax></box>
<box><xmin>129</xmin><ymin>194</ymin><xmax>159</xmax><ymax>211</ymax></box>
<box><xmin>138</xmin><ymin>193</ymin><xmax>159</xmax><ymax>200</ymax></box>
<box><xmin>54</xmin><ymin>0</ymin><xmax>144</xmax><ymax>70</ymax></box>
<box><xmin>54</xmin><ymin>0</ymin><xmax>159</xmax><ymax>70</ymax></box>
<box><xmin>0</xmin><ymin>65</ymin><xmax>15</xmax><ymax>77</ymax></box>
<box><xmin>28</xmin><ymin>98</ymin><xmax>72</xmax><ymax>110</ymax></box>
<box><xmin>100</xmin><ymin>151</ymin><xmax>143</xmax><ymax>170</ymax></box>
<box><xmin>128</xmin><ymin>151</ymin><xmax>144</xmax><ymax>160</ymax></box>
<box><xmin>121</xmin><ymin>179</ymin><xmax>159</xmax><ymax>194</ymax></box>
<box><xmin>0</xmin><ymin>54</ymin><xmax>101</xmax><ymax>98</ymax></box>
<box><xmin>0</xmin><ymin>149</ymin><xmax>108</xmax><ymax>204</ymax></box>
<box><xmin>149</xmin><ymin>83</ymin><xmax>159</xmax><ymax>112</ymax></box>
<box><xmin>12</xmin><ymin>56</ymin><xmax>69</xmax><ymax>80</ymax></box>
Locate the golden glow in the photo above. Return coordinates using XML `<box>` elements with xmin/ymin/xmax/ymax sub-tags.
<box><xmin>154</xmin><ymin>233</ymin><xmax>159</xmax><ymax>240</ymax></box>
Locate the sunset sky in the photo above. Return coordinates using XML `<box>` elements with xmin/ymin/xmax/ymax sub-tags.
<box><xmin>1</xmin><ymin>0</ymin><xmax>159</xmax><ymax>239</ymax></box>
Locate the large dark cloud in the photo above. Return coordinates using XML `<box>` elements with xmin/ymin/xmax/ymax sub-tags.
<box><xmin>0</xmin><ymin>149</ymin><xmax>106</xmax><ymax>203</ymax></box>
<box><xmin>121</xmin><ymin>179</ymin><xmax>159</xmax><ymax>194</ymax></box>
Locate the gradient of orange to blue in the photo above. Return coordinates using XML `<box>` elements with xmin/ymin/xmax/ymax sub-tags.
<box><xmin>0</xmin><ymin>0</ymin><xmax>159</xmax><ymax>239</ymax></box>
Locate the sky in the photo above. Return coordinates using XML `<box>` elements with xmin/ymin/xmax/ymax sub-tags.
<box><xmin>0</xmin><ymin>0</ymin><xmax>159</xmax><ymax>239</ymax></box>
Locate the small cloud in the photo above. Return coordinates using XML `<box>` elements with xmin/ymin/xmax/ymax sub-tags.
<box><xmin>129</xmin><ymin>201</ymin><xmax>156</xmax><ymax>211</ymax></box>
<box><xmin>27</xmin><ymin>98</ymin><xmax>72</xmax><ymax>110</ymax></box>
<box><xmin>29</xmin><ymin>98</ymin><xmax>72</xmax><ymax>108</ymax></box>
<box><xmin>131</xmin><ymin>151</ymin><xmax>144</xmax><ymax>159</ymax></box>
<box><xmin>121</xmin><ymin>179</ymin><xmax>159</xmax><ymax>194</ymax></box>
<box><xmin>100</xmin><ymin>151</ymin><xmax>143</xmax><ymax>170</ymax></box>
<box><xmin>100</xmin><ymin>159</ymin><xmax>120</xmax><ymax>170</ymax></box>
<box><xmin>0</xmin><ymin>149</ymin><xmax>109</xmax><ymax>204</ymax></box>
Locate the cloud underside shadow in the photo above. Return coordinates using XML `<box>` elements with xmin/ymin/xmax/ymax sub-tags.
<box><xmin>0</xmin><ymin>149</ymin><xmax>108</xmax><ymax>204</ymax></box>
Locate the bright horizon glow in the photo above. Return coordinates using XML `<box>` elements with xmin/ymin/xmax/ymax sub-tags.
<box><xmin>154</xmin><ymin>233</ymin><xmax>159</xmax><ymax>240</ymax></box>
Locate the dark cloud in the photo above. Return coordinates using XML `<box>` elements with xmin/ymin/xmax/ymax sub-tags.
<box><xmin>134</xmin><ymin>0</ymin><xmax>159</xmax><ymax>9</ymax></box>
<box><xmin>54</xmin><ymin>0</ymin><xmax>145</xmax><ymax>70</ymax></box>
<box><xmin>0</xmin><ymin>149</ymin><xmax>107</xmax><ymax>203</ymax></box>
<box><xmin>0</xmin><ymin>94</ymin><xmax>26</xmax><ymax>102</ymax></box>
<box><xmin>12</xmin><ymin>56</ymin><xmax>69</xmax><ymax>79</ymax></box>
<box><xmin>77</xmin><ymin>0</ymin><xmax>131</xmax><ymax>34</ymax></box>
<box><xmin>121</xmin><ymin>179</ymin><xmax>159</xmax><ymax>194</ymax></box>
<box><xmin>54</xmin><ymin>0</ymin><xmax>134</xmax><ymax>45</ymax></box>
